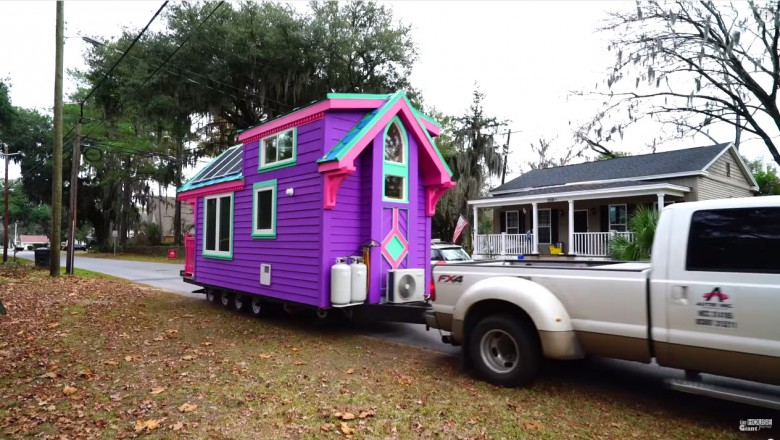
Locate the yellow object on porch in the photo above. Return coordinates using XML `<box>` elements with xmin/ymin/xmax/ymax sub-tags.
<box><xmin>549</xmin><ymin>244</ymin><xmax>563</xmax><ymax>255</ymax></box>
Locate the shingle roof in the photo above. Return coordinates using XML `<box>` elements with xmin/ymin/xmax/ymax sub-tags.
<box><xmin>492</xmin><ymin>143</ymin><xmax>731</xmax><ymax>193</ymax></box>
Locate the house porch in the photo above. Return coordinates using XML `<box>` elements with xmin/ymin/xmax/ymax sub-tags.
<box><xmin>469</xmin><ymin>182</ymin><xmax>689</xmax><ymax>258</ymax></box>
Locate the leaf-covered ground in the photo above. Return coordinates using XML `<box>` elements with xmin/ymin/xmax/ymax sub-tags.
<box><xmin>0</xmin><ymin>266</ymin><xmax>772</xmax><ymax>439</ymax></box>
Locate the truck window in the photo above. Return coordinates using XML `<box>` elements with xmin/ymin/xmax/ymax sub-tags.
<box><xmin>686</xmin><ymin>207</ymin><xmax>780</xmax><ymax>274</ymax></box>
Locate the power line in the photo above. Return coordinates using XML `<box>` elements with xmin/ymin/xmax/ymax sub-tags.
<box><xmin>79</xmin><ymin>1</ymin><xmax>169</xmax><ymax>119</ymax></box>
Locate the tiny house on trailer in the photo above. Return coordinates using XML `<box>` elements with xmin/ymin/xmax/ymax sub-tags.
<box><xmin>177</xmin><ymin>91</ymin><xmax>454</xmax><ymax>320</ymax></box>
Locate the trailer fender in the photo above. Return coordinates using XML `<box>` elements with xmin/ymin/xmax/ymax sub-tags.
<box><xmin>453</xmin><ymin>276</ymin><xmax>583</xmax><ymax>360</ymax></box>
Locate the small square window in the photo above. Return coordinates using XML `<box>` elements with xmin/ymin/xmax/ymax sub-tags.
<box><xmin>384</xmin><ymin>175</ymin><xmax>404</xmax><ymax>200</ymax></box>
<box><xmin>260</xmin><ymin>128</ymin><xmax>296</xmax><ymax>171</ymax></box>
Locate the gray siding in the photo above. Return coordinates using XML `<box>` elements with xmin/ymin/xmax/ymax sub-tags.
<box><xmin>698</xmin><ymin>150</ymin><xmax>754</xmax><ymax>200</ymax></box>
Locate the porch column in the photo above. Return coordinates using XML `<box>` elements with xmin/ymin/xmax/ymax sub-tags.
<box><xmin>568</xmin><ymin>200</ymin><xmax>575</xmax><ymax>255</ymax></box>
<box><xmin>657</xmin><ymin>193</ymin><xmax>665</xmax><ymax>212</ymax></box>
<box><xmin>472</xmin><ymin>206</ymin><xmax>478</xmax><ymax>252</ymax></box>
<box><xmin>531</xmin><ymin>202</ymin><xmax>539</xmax><ymax>255</ymax></box>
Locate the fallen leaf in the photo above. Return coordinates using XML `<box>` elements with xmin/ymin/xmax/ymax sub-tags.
<box><xmin>62</xmin><ymin>386</ymin><xmax>78</xmax><ymax>396</ymax></box>
<box><xmin>179</xmin><ymin>403</ymin><xmax>197</xmax><ymax>413</ymax></box>
<box><xmin>293</xmin><ymin>361</ymin><xmax>306</xmax><ymax>366</ymax></box>
<box><xmin>40</xmin><ymin>372</ymin><xmax>57</xmax><ymax>379</ymax></box>
<box><xmin>340</xmin><ymin>422</ymin><xmax>355</xmax><ymax>436</ymax></box>
<box><xmin>201</xmin><ymin>342</ymin><xmax>212</xmax><ymax>346</ymax></box>
<box><xmin>181</xmin><ymin>355</ymin><xmax>194</xmax><ymax>361</ymax></box>
<box><xmin>104</xmin><ymin>360</ymin><xmax>119</xmax><ymax>366</ymax></box>
<box><xmin>359</xmin><ymin>409</ymin><xmax>375</xmax><ymax>419</ymax></box>
<box><xmin>341</xmin><ymin>412</ymin><xmax>355</xmax><ymax>421</ymax></box>
<box><xmin>77</xmin><ymin>370</ymin><xmax>93</xmax><ymax>379</ymax></box>
<box><xmin>172</xmin><ymin>422</ymin><xmax>184</xmax><ymax>431</ymax></box>
<box><xmin>346</xmin><ymin>368</ymin><xmax>355</xmax><ymax>374</ymax></box>
<box><xmin>153</xmin><ymin>337</ymin><xmax>164</xmax><ymax>342</ymax></box>
<box><xmin>258</xmin><ymin>354</ymin><xmax>272</xmax><ymax>359</ymax></box>
<box><xmin>150</xmin><ymin>387</ymin><xmax>165</xmax><ymax>395</ymax></box>
<box><xmin>524</xmin><ymin>421</ymin><xmax>545</xmax><ymax>430</ymax></box>
<box><xmin>124</xmin><ymin>355</ymin><xmax>134</xmax><ymax>362</ymax></box>
<box><xmin>320</xmin><ymin>423</ymin><xmax>335</xmax><ymax>432</ymax></box>
<box><xmin>47</xmin><ymin>322</ymin><xmax>60</xmax><ymax>329</ymax></box>
<box><xmin>134</xmin><ymin>419</ymin><xmax>162</xmax><ymax>433</ymax></box>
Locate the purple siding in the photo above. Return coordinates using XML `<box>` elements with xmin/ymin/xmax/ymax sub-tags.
<box><xmin>191</xmin><ymin>107</ymin><xmax>433</xmax><ymax>308</ymax></box>
<box><xmin>194</xmin><ymin>119</ymin><xmax>325</xmax><ymax>306</ymax></box>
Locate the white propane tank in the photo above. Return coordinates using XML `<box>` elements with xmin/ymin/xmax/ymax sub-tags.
<box><xmin>330</xmin><ymin>258</ymin><xmax>351</xmax><ymax>306</ymax></box>
<box><xmin>349</xmin><ymin>257</ymin><xmax>367</xmax><ymax>303</ymax></box>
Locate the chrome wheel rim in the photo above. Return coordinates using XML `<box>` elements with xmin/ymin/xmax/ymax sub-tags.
<box><xmin>479</xmin><ymin>329</ymin><xmax>519</xmax><ymax>374</ymax></box>
<box><xmin>206</xmin><ymin>291</ymin><xmax>215</xmax><ymax>302</ymax></box>
<box><xmin>220</xmin><ymin>294</ymin><xmax>230</xmax><ymax>307</ymax></box>
<box><xmin>234</xmin><ymin>295</ymin><xmax>244</xmax><ymax>309</ymax></box>
<box><xmin>251</xmin><ymin>298</ymin><xmax>262</xmax><ymax>315</ymax></box>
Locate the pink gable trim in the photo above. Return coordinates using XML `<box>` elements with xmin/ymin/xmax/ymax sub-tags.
<box><xmin>237</xmin><ymin>98</ymin><xmax>390</xmax><ymax>143</ymax></box>
<box><xmin>336</xmin><ymin>101</ymin><xmax>450</xmax><ymax>182</ymax></box>
<box><xmin>419</xmin><ymin>118</ymin><xmax>441</xmax><ymax>137</ymax></box>
<box><xmin>177</xmin><ymin>180</ymin><xmax>245</xmax><ymax>201</ymax></box>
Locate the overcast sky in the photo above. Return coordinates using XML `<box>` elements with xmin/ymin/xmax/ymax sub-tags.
<box><xmin>0</xmin><ymin>1</ymin><xmax>770</xmax><ymax>185</ymax></box>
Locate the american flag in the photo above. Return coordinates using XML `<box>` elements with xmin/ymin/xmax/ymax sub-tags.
<box><xmin>452</xmin><ymin>214</ymin><xmax>470</xmax><ymax>243</ymax></box>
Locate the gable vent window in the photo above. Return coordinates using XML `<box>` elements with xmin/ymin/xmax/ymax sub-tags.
<box><xmin>726</xmin><ymin>162</ymin><xmax>731</xmax><ymax>177</ymax></box>
<box><xmin>383</xmin><ymin>117</ymin><xmax>409</xmax><ymax>202</ymax></box>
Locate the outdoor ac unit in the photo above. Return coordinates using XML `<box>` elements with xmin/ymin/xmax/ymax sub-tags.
<box><xmin>387</xmin><ymin>269</ymin><xmax>426</xmax><ymax>303</ymax></box>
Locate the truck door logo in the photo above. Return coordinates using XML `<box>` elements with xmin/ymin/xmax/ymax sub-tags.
<box><xmin>702</xmin><ymin>287</ymin><xmax>729</xmax><ymax>302</ymax></box>
<box><xmin>438</xmin><ymin>275</ymin><xmax>463</xmax><ymax>284</ymax></box>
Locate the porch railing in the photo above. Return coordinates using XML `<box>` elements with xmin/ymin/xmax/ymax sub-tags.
<box><xmin>474</xmin><ymin>231</ymin><xmax>635</xmax><ymax>258</ymax></box>
<box><xmin>572</xmin><ymin>232</ymin><xmax>634</xmax><ymax>257</ymax></box>
<box><xmin>184</xmin><ymin>233</ymin><xmax>195</xmax><ymax>276</ymax></box>
<box><xmin>474</xmin><ymin>233</ymin><xmax>534</xmax><ymax>257</ymax></box>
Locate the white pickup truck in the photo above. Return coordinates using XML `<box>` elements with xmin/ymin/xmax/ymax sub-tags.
<box><xmin>426</xmin><ymin>196</ymin><xmax>780</xmax><ymax>408</ymax></box>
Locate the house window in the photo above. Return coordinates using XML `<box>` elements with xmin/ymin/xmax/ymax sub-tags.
<box><xmin>259</xmin><ymin>127</ymin><xmax>296</xmax><ymax>171</ymax></box>
<box><xmin>383</xmin><ymin>118</ymin><xmax>408</xmax><ymax>202</ymax></box>
<box><xmin>726</xmin><ymin>162</ymin><xmax>731</xmax><ymax>177</ymax></box>
<box><xmin>686</xmin><ymin>207</ymin><xmax>780</xmax><ymax>274</ymax></box>
<box><xmin>505</xmin><ymin>211</ymin><xmax>520</xmax><ymax>234</ymax></box>
<box><xmin>203</xmin><ymin>193</ymin><xmax>233</xmax><ymax>259</ymax></box>
<box><xmin>252</xmin><ymin>180</ymin><xmax>277</xmax><ymax>238</ymax></box>
<box><xmin>537</xmin><ymin>209</ymin><xmax>551</xmax><ymax>244</ymax></box>
<box><xmin>608</xmin><ymin>204</ymin><xmax>627</xmax><ymax>232</ymax></box>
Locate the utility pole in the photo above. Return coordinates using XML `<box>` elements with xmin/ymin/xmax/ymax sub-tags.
<box><xmin>66</xmin><ymin>122</ymin><xmax>81</xmax><ymax>274</ymax></box>
<box><xmin>50</xmin><ymin>0</ymin><xmax>64</xmax><ymax>276</ymax></box>
<box><xmin>501</xmin><ymin>130</ymin><xmax>512</xmax><ymax>185</ymax></box>
<box><xmin>2</xmin><ymin>145</ymin><xmax>21</xmax><ymax>263</ymax></box>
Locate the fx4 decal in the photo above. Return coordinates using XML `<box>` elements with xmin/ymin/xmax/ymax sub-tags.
<box><xmin>437</xmin><ymin>275</ymin><xmax>463</xmax><ymax>284</ymax></box>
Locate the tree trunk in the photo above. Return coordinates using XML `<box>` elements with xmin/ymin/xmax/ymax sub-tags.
<box><xmin>173</xmin><ymin>143</ymin><xmax>183</xmax><ymax>245</ymax></box>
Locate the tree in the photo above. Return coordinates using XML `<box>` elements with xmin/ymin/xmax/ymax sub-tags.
<box><xmin>608</xmin><ymin>205</ymin><xmax>659</xmax><ymax>261</ymax></box>
<box><xmin>747</xmin><ymin>158</ymin><xmax>780</xmax><ymax>195</ymax></box>
<box><xmin>527</xmin><ymin>137</ymin><xmax>580</xmax><ymax>170</ymax></box>
<box><xmin>577</xmin><ymin>1</ymin><xmax>780</xmax><ymax>166</ymax></box>
<box><xmin>432</xmin><ymin>88</ymin><xmax>506</xmax><ymax>248</ymax></box>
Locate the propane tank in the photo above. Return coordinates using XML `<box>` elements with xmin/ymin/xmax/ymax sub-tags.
<box><xmin>349</xmin><ymin>257</ymin><xmax>367</xmax><ymax>304</ymax></box>
<box><xmin>330</xmin><ymin>258</ymin><xmax>351</xmax><ymax>306</ymax></box>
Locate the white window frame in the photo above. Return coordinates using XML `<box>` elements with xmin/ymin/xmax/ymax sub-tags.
<box><xmin>505</xmin><ymin>210</ymin><xmax>520</xmax><ymax>234</ymax></box>
<box><xmin>203</xmin><ymin>193</ymin><xmax>234</xmax><ymax>259</ymax></box>
<box><xmin>252</xmin><ymin>180</ymin><xmax>277</xmax><ymax>239</ymax></box>
<box><xmin>537</xmin><ymin>208</ymin><xmax>551</xmax><ymax>244</ymax></box>
<box><xmin>259</xmin><ymin>127</ymin><xmax>297</xmax><ymax>171</ymax></box>
<box><xmin>608</xmin><ymin>204</ymin><xmax>627</xmax><ymax>232</ymax></box>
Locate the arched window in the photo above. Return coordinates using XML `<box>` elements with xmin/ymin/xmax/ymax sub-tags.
<box><xmin>383</xmin><ymin>118</ymin><xmax>408</xmax><ymax>202</ymax></box>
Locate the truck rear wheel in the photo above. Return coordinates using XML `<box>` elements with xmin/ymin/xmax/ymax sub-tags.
<box><xmin>468</xmin><ymin>314</ymin><xmax>541</xmax><ymax>387</ymax></box>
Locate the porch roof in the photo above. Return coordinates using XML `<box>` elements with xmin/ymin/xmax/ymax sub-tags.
<box><xmin>468</xmin><ymin>181</ymin><xmax>690</xmax><ymax>208</ymax></box>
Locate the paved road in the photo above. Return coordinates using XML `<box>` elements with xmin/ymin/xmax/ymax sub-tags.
<box><xmin>13</xmin><ymin>251</ymin><xmax>780</xmax><ymax>429</ymax></box>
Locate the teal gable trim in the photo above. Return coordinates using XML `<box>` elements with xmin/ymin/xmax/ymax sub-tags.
<box><xmin>318</xmin><ymin>91</ymin><xmax>406</xmax><ymax>163</ymax></box>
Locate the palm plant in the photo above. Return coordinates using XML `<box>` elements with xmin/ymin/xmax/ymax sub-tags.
<box><xmin>607</xmin><ymin>205</ymin><xmax>659</xmax><ymax>261</ymax></box>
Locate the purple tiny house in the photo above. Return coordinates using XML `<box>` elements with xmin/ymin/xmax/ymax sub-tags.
<box><xmin>177</xmin><ymin>92</ymin><xmax>454</xmax><ymax>317</ymax></box>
